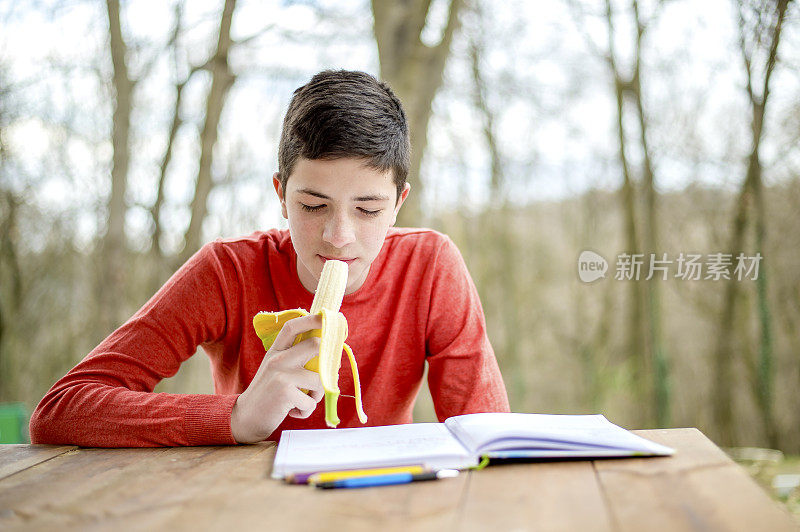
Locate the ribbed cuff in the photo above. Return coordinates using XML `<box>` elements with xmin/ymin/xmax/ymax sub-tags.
<box><xmin>184</xmin><ymin>394</ymin><xmax>239</xmax><ymax>446</ymax></box>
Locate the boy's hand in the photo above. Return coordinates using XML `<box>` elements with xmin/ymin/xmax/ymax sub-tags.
<box><xmin>230</xmin><ymin>313</ymin><xmax>324</xmax><ymax>444</ymax></box>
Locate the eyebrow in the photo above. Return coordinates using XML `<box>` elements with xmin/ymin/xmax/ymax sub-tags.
<box><xmin>296</xmin><ymin>188</ymin><xmax>391</xmax><ymax>202</ymax></box>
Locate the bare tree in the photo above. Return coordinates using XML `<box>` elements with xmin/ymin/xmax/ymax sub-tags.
<box><xmin>601</xmin><ymin>0</ymin><xmax>648</xmax><ymax>425</ymax></box>
<box><xmin>712</xmin><ymin>0</ymin><xmax>789</xmax><ymax>448</ymax></box>
<box><xmin>372</xmin><ymin>0</ymin><xmax>464</xmax><ymax>226</ymax></box>
<box><xmin>149</xmin><ymin>4</ymin><xmax>185</xmax><ymax>281</ymax></box>
<box><xmin>179</xmin><ymin>0</ymin><xmax>237</xmax><ymax>265</ymax></box>
<box><xmin>569</xmin><ymin>0</ymin><xmax>669</xmax><ymax>426</ymax></box>
<box><xmin>148</xmin><ymin>3</ymin><xmax>208</xmax><ymax>292</ymax></box>
<box><xmin>0</xmin><ymin>68</ymin><xmax>15</xmax><ymax>401</ymax></box>
<box><xmin>630</xmin><ymin>0</ymin><xmax>670</xmax><ymax>428</ymax></box>
<box><xmin>98</xmin><ymin>0</ymin><xmax>134</xmax><ymax>335</ymax></box>
<box><xmin>0</xmin><ymin>192</ymin><xmax>23</xmax><ymax>401</ymax></box>
<box><xmin>465</xmin><ymin>3</ymin><xmax>526</xmax><ymax>406</ymax></box>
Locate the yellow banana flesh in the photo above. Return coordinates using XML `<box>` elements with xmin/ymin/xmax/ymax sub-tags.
<box><xmin>251</xmin><ymin>260</ymin><xmax>367</xmax><ymax>428</ymax></box>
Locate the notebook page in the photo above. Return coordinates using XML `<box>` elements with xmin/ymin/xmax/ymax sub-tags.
<box><xmin>272</xmin><ymin>422</ymin><xmax>474</xmax><ymax>479</ymax></box>
<box><xmin>444</xmin><ymin>413</ymin><xmax>674</xmax><ymax>456</ymax></box>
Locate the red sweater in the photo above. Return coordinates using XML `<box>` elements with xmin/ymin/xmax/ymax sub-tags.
<box><xmin>30</xmin><ymin>228</ymin><xmax>509</xmax><ymax>447</ymax></box>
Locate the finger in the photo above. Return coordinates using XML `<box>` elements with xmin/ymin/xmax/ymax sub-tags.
<box><xmin>286</xmin><ymin>374</ymin><xmax>324</xmax><ymax>419</ymax></box>
<box><xmin>271</xmin><ymin>313</ymin><xmax>322</xmax><ymax>352</ymax></box>
<box><xmin>292</xmin><ymin>398</ymin><xmax>319</xmax><ymax>419</ymax></box>
<box><xmin>272</xmin><ymin>336</ymin><xmax>322</xmax><ymax>369</ymax></box>
<box><xmin>289</xmin><ymin>386</ymin><xmax>318</xmax><ymax>414</ymax></box>
<box><xmin>290</xmin><ymin>367</ymin><xmax>324</xmax><ymax>397</ymax></box>
<box><xmin>307</xmin><ymin>386</ymin><xmax>324</xmax><ymax>404</ymax></box>
<box><xmin>288</xmin><ymin>407</ymin><xmax>312</xmax><ymax>419</ymax></box>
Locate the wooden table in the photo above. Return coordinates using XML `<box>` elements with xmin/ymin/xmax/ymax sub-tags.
<box><xmin>0</xmin><ymin>428</ymin><xmax>796</xmax><ymax>531</ymax></box>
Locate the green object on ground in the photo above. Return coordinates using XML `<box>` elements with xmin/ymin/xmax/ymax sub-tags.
<box><xmin>0</xmin><ymin>402</ymin><xmax>30</xmax><ymax>444</ymax></box>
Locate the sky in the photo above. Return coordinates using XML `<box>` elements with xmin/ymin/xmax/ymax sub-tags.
<box><xmin>0</xmin><ymin>0</ymin><xmax>798</xmax><ymax>250</ymax></box>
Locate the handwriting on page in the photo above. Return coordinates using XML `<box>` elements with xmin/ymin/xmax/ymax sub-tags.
<box><xmin>280</xmin><ymin>423</ymin><xmax>471</xmax><ymax>471</ymax></box>
<box><xmin>291</xmin><ymin>435</ymin><xmax>448</xmax><ymax>454</ymax></box>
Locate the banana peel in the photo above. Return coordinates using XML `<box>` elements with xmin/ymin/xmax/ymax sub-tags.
<box><xmin>253</xmin><ymin>308</ymin><xmax>367</xmax><ymax>427</ymax></box>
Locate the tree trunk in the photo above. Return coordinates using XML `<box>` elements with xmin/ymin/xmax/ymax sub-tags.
<box><xmin>149</xmin><ymin>4</ymin><xmax>188</xmax><ymax>294</ymax></box>
<box><xmin>0</xmin><ymin>191</ymin><xmax>23</xmax><ymax>401</ymax></box>
<box><xmin>467</xmin><ymin>16</ymin><xmax>525</xmax><ymax>407</ymax></box>
<box><xmin>372</xmin><ymin>0</ymin><xmax>463</xmax><ymax>227</ymax></box>
<box><xmin>179</xmin><ymin>0</ymin><xmax>237</xmax><ymax>265</ymax></box>
<box><xmin>150</xmin><ymin>77</ymin><xmax>184</xmax><ymax>287</ymax></box>
<box><xmin>752</xmin><ymin>149</ymin><xmax>778</xmax><ymax>449</ymax></box>
<box><xmin>747</xmin><ymin>0</ymin><xmax>786</xmax><ymax>450</ymax></box>
<box><xmin>713</xmin><ymin>171</ymin><xmax>751</xmax><ymax>447</ymax></box>
<box><xmin>713</xmin><ymin>0</ymin><xmax>787</xmax><ymax>447</ymax></box>
<box><xmin>100</xmin><ymin>0</ymin><xmax>133</xmax><ymax>337</ymax></box>
<box><xmin>604</xmin><ymin>0</ymin><xmax>648</xmax><ymax>425</ymax></box>
<box><xmin>631</xmin><ymin>0</ymin><xmax>669</xmax><ymax>428</ymax></box>
<box><xmin>616</xmin><ymin>78</ymin><xmax>648</xmax><ymax>424</ymax></box>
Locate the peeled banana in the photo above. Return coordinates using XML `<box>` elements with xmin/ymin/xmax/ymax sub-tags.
<box><xmin>252</xmin><ymin>260</ymin><xmax>367</xmax><ymax>428</ymax></box>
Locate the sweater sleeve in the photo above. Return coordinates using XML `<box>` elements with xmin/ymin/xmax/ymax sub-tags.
<box><xmin>425</xmin><ymin>236</ymin><xmax>510</xmax><ymax>420</ymax></box>
<box><xmin>29</xmin><ymin>243</ymin><xmax>239</xmax><ymax>447</ymax></box>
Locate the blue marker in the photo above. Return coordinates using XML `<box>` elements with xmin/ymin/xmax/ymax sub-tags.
<box><xmin>314</xmin><ymin>469</ymin><xmax>459</xmax><ymax>489</ymax></box>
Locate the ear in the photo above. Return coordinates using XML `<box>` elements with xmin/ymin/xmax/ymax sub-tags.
<box><xmin>391</xmin><ymin>182</ymin><xmax>411</xmax><ymax>226</ymax></box>
<box><xmin>273</xmin><ymin>173</ymin><xmax>288</xmax><ymax>219</ymax></box>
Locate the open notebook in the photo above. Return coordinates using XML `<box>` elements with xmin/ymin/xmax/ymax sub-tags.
<box><xmin>271</xmin><ymin>413</ymin><xmax>674</xmax><ymax>479</ymax></box>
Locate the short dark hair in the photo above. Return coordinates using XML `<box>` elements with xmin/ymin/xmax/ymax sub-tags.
<box><xmin>277</xmin><ymin>70</ymin><xmax>410</xmax><ymax>202</ymax></box>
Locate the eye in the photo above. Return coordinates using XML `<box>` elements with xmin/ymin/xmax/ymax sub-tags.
<box><xmin>358</xmin><ymin>208</ymin><xmax>382</xmax><ymax>218</ymax></box>
<box><xmin>300</xmin><ymin>203</ymin><xmax>325</xmax><ymax>212</ymax></box>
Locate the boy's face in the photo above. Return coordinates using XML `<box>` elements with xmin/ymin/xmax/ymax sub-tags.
<box><xmin>273</xmin><ymin>157</ymin><xmax>410</xmax><ymax>295</ymax></box>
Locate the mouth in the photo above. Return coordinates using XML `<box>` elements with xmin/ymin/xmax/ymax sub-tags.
<box><xmin>318</xmin><ymin>254</ymin><xmax>357</xmax><ymax>265</ymax></box>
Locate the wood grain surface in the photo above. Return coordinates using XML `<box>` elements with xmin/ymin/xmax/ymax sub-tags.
<box><xmin>0</xmin><ymin>444</ymin><xmax>77</xmax><ymax>481</ymax></box>
<box><xmin>0</xmin><ymin>429</ymin><xmax>795</xmax><ymax>531</ymax></box>
<box><xmin>594</xmin><ymin>429</ymin><xmax>798</xmax><ymax>532</ymax></box>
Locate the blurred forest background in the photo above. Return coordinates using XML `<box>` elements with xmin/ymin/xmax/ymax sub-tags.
<box><xmin>0</xmin><ymin>0</ymin><xmax>798</xmax><ymax>457</ymax></box>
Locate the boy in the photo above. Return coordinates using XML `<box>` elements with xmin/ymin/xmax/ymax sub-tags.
<box><xmin>30</xmin><ymin>70</ymin><xmax>509</xmax><ymax>446</ymax></box>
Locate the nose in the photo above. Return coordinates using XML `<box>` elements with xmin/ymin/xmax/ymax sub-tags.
<box><xmin>322</xmin><ymin>210</ymin><xmax>356</xmax><ymax>248</ymax></box>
